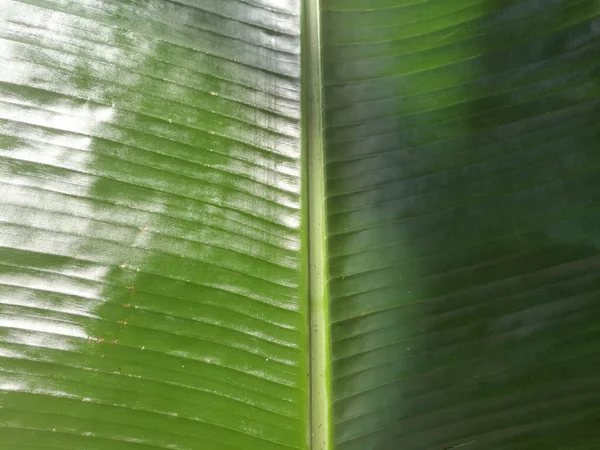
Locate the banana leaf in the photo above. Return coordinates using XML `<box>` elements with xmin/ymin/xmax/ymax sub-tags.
<box><xmin>1</xmin><ymin>0</ymin><xmax>599</xmax><ymax>449</ymax></box>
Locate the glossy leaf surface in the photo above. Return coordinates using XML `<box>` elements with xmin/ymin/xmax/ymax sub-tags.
<box><xmin>0</xmin><ymin>1</ymin><xmax>307</xmax><ymax>449</ymax></box>
<box><xmin>1</xmin><ymin>0</ymin><xmax>600</xmax><ymax>449</ymax></box>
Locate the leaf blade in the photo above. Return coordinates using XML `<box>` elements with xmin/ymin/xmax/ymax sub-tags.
<box><xmin>322</xmin><ymin>0</ymin><xmax>600</xmax><ymax>449</ymax></box>
<box><xmin>0</xmin><ymin>1</ymin><xmax>308</xmax><ymax>449</ymax></box>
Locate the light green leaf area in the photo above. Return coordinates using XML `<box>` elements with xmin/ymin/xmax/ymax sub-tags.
<box><xmin>0</xmin><ymin>1</ymin><xmax>307</xmax><ymax>449</ymax></box>
<box><xmin>1</xmin><ymin>0</ymin><xmax>600</xmax><ymax>449</ymax></box>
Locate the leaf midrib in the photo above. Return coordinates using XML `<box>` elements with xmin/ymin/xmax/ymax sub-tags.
<box><xmin>302</xmin><ymin>0</ymin><xmax>332</xmax><ymax>449</ymax></box>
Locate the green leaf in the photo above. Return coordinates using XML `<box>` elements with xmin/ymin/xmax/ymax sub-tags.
<box><xmin>1</xmin><ymin>1</ymin><xmax>599</xmax><ymax>449</ymax></box>
<box><xmin>323</xmin><ymin>1</ymin><xmax>600</xmax><ymax>449</ymax></box>
<box><xmin>0</xmin><ymin>1</ymin><xmax>306</xmax><ymax>449</ymax></box>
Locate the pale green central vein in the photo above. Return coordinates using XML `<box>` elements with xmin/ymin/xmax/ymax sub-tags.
<box><xmin>302</xmin><ymin>0</ymin><xmax>331</xmax><ymax>449</ymax></box>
